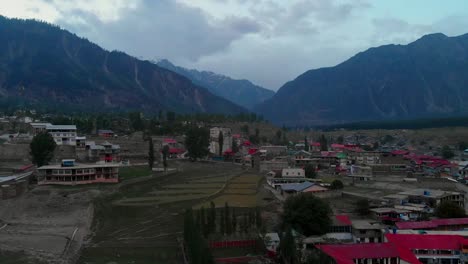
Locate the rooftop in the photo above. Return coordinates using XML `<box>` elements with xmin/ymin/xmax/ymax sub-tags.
<box><xmin>396</xmin><ymin>218</ymin><xmax>468</xmax><ymax>230</ymax></box>
<box><xmin>46</xmin><ymin>124</ymin><xmax>77</xmax><ymax>130</ymax></box>
<box><xmin>280</xmin><ymin>181</ymin><xmax>314</xmax><ymax>192</ymax></box>
<box><xmin>38</xmin><ymin>163</ymin><xmax>119</xmax><ymax>170</ymax></box>
<box><xmin>399</xmin><ymin>188</ymin><xmax>461</xmax><ymax>198</ymax></box>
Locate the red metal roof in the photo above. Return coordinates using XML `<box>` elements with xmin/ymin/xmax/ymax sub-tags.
<box><xmin>335</xmin><ymin>215</ymin><xmax>352</xmax><ymax>226</ymax></box>
<box><xmin>386</xmin><ymin>233</ymin><xmax>467</xmax><ymax>250</ymax></box>
<box><xmin>391</xmin><ymin>150</ymin><xmax>410</xmax><ymax>155</ymax></box>
<box><xmin>163</xmin><ymin>138</ymin><xmax>177</xmax><ymax>144</ymax></box>
<box><xmin>396</xmin><ymin>217</ymin><xmax>468</xmax><ymax>230</ymax></box>
<box><xmin>168</xmin><ymin>148</ymin><xmax>185</xmax><ymax>154</ymax></box>
<box><xmin>310</xmin><ymin>142</ymin><xmax>321</xmax><ymax>146</ymax></box>
<box><xmin>318</xmin><ymin>243</ymin><xmax>401</xmax><ymax>264</ymax></box>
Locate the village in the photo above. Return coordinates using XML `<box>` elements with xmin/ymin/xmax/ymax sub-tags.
<box><xmin>2</xmin><ymin>112</ymin><xmax>468</xmax><ymax>264</ymax></box>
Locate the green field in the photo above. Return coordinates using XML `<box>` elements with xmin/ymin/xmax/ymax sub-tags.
<box><xmin>119</xmin><ymin>166</ymin><xmax>152</xmax><ymax>180</ymax></box>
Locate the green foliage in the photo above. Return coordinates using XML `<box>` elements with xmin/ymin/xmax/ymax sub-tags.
<box><xmin>232</xmin><ymin>139</ymin><xmax>239</xmax><ymax>153</ymax></box>
<box><xmin>435</xmin><ymin>201</ymin><xmax>465</xmax><ymax>218</ymax></box>
<box><xmin>458</xmin><ymin>141</ymin><xmax>468</xmax><ymax>151</ymax></box>
<box><xmin>355</xmin><ymin>199</ymin><xmax>370</xmax><ymax>216</ymax></box>
<box><xmin>241</xmin><ymin>124</ymin><xmax>250</xmax><ymax>135</ymax></box>
<box><xmin>337</xmin><ymin>135</ymin><xmax>344</xmax><ymax>144</ymax></box>
<box><xmin>183</xmin><ymin>209</ymin><xmax>214</xmax><ymax>264</ymax></box>
<box><xmin>148</xmin><ymin>137</ymin><xmax>154</xmax><ymax>169</ymax></box>
<box><xmin>441</xmin><ymin>145</ymin><xmax>455</xmax><ymax>159</ymax></box>
<box><xmin>185</xmin><ymin>126</ymin><xmax>210</xmax><ymax>161</ymax></box>
<box><xmin>319</xmin><ymin>135</ymin><xmax>328</xmax><ymax>151</ymax></box>
<box><xmin>218</xmin><ymin>131</ymin><xmax>224</xmax><ymax>156</ymax></box>
<box><xmin>304</xmin><ymin>165</ymin><xmax>317</xmax><ymax>179</ymax></box>
<box><xmin>330</xmin><ymin>180</ymin><xmax>344</xmax><ymax>190</ymax></box>
<box><xmin>162</xmin><ymin>145</ymin><xmax>169</xmax><ymax>170</ymax></box>
<box><xmin>282</xmin><ymin>193</ymin><xmax>332</xmax><ymax>236</ymax></box>
<box><xmin>304</xmin><ymin>136</ymin><xmax>310</xmax><ymax>151</ymax></box>
<box><xmin>280</xmin><ymin>226</ymin><xmax>297</xmax><ymax>264</ymax></box>
<box><xmin>128</xmin><ymin>112</ymin><xmax>144</xmax><ymax>131</ymax></box>
<box><xmin>30</xmin><ymin>132</ymin><xmax>56</xmax><ymax>167</ymax></box>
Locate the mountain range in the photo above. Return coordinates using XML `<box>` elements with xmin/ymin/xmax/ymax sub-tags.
<box><xmin>0</xmin><ymin>16</ymin><xmax>246</xmax><ymax>115</ymax></box>
<box><xmin>256</xmin><ymin>33</ymin><xmax>468</xmax><ymax>126</ymax></box>
<box><xmin>156</xmin><ymin>59</ymin><xmax>274</xmax><ymax>110</ymax></box>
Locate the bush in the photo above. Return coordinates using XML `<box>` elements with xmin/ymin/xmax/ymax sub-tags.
<box><xmin>435</xmin><ymin>201</ymin><xmax>465</xmax><ymax>218</ymax></box>
<box><xmin>330</xmin><ymin>180</ymin><xmax>344</xmax><ymax>190</ymax></box>
<box><xmin>282</xmin><ymin>193</ymin><xmax>332</xmax><ymax>236</ymax></box>
<box><xmin>355</xmin><ymin>199</ymin><xmax>370</xmax><ymax>216</ymax></box>
<box><xmin>305</xmin><ymin>165</ymin><xmax>317</xmax><ymax>178</ymax></box>
<box><xmin>441</xmin><ymin>145</ymin><xmax>455</xmax><ymax>159</ymax></box>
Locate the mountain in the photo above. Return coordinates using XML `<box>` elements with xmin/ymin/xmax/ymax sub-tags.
<box><xmin>156</xmin><ymin>59</ymin><xmax>274</xmax><ymax>110</ymax></box>
<box><xmin>256</xmin><ymin>33</ymin><xmax>468</xmax><ymax>126</ymax></box>
<box><xmin>0</xmin><ymin>16</ymin><xmax>246</xmax><ymax>114</ymax></box>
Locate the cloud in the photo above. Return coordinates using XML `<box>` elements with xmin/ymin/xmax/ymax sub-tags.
<box><xmin>56</xmin><ymin>0</ymin><xmax>260</xmax><ymax>62</ymax></box>
<box><xmin>371</xmin><ymin>18</ymin><xmax>434</xmax><ymax>45</ymax></box>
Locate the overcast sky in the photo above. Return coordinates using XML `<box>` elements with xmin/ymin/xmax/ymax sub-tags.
<box><xmin>1</xmin><ymin>0</ymin><xmax>468</xmax><ymax>91</ymax></box>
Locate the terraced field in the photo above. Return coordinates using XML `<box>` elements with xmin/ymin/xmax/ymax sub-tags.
<box><xmin>78</xmin><ymin>161</ymin><xmax>243</xmax><ymax>264</ymax></box>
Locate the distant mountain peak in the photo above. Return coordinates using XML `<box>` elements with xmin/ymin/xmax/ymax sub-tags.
<box><xmin>156</xmin><ymin>59</ymin><xmax>274</xmax><ymax>110</ymax></box>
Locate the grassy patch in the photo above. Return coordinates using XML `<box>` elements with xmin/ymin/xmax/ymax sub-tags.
<box><xmin>119</xmin><ymin>166</ymin><xmax>152</xmax><ymax>180</ymax></box>
<box><xmin>79</xmin><ymin>247</ymin><xmax>180</xmax><ymax>264</ymax></box>
<box><xmin>0</xmin><ymin>251</ymin><xmax>47</xmax><ymax>264</ymax></box>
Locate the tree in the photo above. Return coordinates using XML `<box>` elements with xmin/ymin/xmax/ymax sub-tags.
<box><xmin>128</xmin><ymin>112</ymin><xmax>144</xmax><ymax>131</ymax></box>
<box><xmin>218</xmin><ymin>131</ymin><xmax>224</xmax><ymax>156</ymax></box>
<box><xmin>458</xmin><ymin>141</ymin><xmax>468</xmax><ymax>151</ymax></box>
<box><xmin>30</xmin><ymin>132</ymin><xmax>56</xmax><ymax>167</ymax></box>
<box><xmin>319</xmin><ymin>134</ymin><xmax>328</xmax><ymax>151</ymax></box>
<box><xmin>148</xmin><ymin>137</ymin><xmax>154</xmax><ymax>169</ymax></box>
<box><xmin>304</xmin><ymin>136</ymin><xmax>310</xmax><ymax>151</ymax></box>
<box><xmin>220</xmin><ymin>210</ymin><xmax>225</xmax><ymax>235</ymax></box>
<box><xmin>185</xmin><ymin>126</ymin><xmax>210</xmax><ymax>161</ymax></box>
<box><xmin>224</xmin><ymin>202</ymin><xmax>232</xmax><ymax>235</ymax></box>
<box><xmin>241</xmin><ymin>124</ymin><xmax>249</xmax><ymax>135</ymax></box>
<box><xmin>232</xmin><ymin>139</ymin><xmax>239</xmax><ymax>153</ymax></box>
<box><xmin>231</xmin><ymin>208</ymin><xmax>237</xmax><ymax>233</ymax></box>
<box><xmin>282</xmin><ymin>193</ymin><xmax>332</xmax><ymax>236</ymax></box>
<box><xmin>209</xmin><ymin>201</ymin><xmax>216</xmax><ymax>234</ymax></box>
<box><xmin>441</xmin><ymin>145</ymin><xmax>455</xmax><ymax>159</ymax></box>
<box><xmin>435</xmin><ymin>201</ymin><xmax>465</xmax><ymax>218</ymax></box>
<box><xmin>330</xmin><ymin>180</ymin><xmax>344</xmax><ymax>190</ymax></box>
<box><xmin>280</xmin><ymin>226</ymin><xmax>297</xmax><ymax>264</ymax></box>
<box><xmin>337</xmin><ymin>135</ymin><xmax>344</xmax><ymax>144</ymax></box>
<box><xmin>162</xmin><ymin>145</ymin><xmax>169</xmax><ymax>171</ymax></box>
<box><xmin>304</xmin><ymin>164</ymin><xmax>316</xmax><ymax>179</ymax></box>
<box><xmin>355</xmin><ymin>199</ymin><xmax>370</xmax><ymax>216</ymax></box>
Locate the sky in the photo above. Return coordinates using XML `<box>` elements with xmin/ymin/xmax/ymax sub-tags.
<box><xmin>1</xmin><ymin>0</ymin><xmax>468</xmax><ymax>91</ymax></box>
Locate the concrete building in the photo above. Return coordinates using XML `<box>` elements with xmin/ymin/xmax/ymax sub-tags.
<box><xmin>86</xmin><ymin>141</ymin><xmax>121</xmax><ymax>163</ymax></box>
<box><xmin>282</xmin><ymin>168</ymin><xmax>305</xmax><ymax>178</ymax></box>
<box><xmin>46</xmin><ymin>124</ymin><xmax>77</xmax><ymax>146</ymax></box>
<box><xmin>209</xmin><ymin>127</ymin><xmax>233</xmax><ymax>155</ymax></box>
<box><xmin>30</xmin><ymin>122</ymin><xmax>52</xmax><ymax>135</ymax></box>
<box><xmin>399</xmin><ymin>189</ymin><xmax>465</xmax><ymax>208</ymax></box>
<box><xmin>352</xmin><ymin>220</ymin><xmax>384</xmax><ymax>243</ymax></box>
<box><xmin>37</xmin><ymin>159</ymin><xmax>119</xmax><ymax>185</ymax></box>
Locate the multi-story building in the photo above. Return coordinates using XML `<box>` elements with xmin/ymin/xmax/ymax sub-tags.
<box><xmin>46</xmin><ymin>124</ymin><xmax>77</xmax><ymax>146</ymax></box>
<box><xmin>37</xmin><ymin>159</ymin><xmax>119</xmax><ymax>185</ymax></box>
<box><xmin>399</xmin><ymin>189</ymin><xmax>465</xmax><ymax>209</ymax></box>
<box><xmin>30</xmin><ymin>122</ymin><xmax>52</xmax><ymax>135</ymax></box>
<box><xmin>209</xmin><ymin>127</ymin><xmax>233</xmax><ymax>155</ymax></box>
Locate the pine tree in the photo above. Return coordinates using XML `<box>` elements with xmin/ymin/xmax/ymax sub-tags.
<box><xmin>210</xmin><ymin>201</ymin><xmax>216</xmax><ymax>233</ymax></box>
<box><xmin>304</xmin><ymin>136</ymin><xmax>309</xmax><ymax>151</ymax></box>
<box><xmin>148</xmin><ymin>137</ymin><xmax>154</xmax><ymax>169</ymax></box>
<box><xmin>255</xmin><ymin>207</ymin><xmax>262</xmax><ymax>230</ymax></box>
<box><xmin>231</xmin><ymin>208</ymin><xmax>237</xmax><ymax>234</ymax></box>
<box><xmin>280</xmin><ymin>226</ymin><xmax>297</xmax><ymax>264</ymax></box>
<box><xmin>218</xmin><ymin>131</ymin><xmax>224</xmax><ymax>156</ymax></box>
<box><xmin>224</xmin><ymin>202</ymin><xmax>231</xmax><ymax>235</ymax></box>
<box><xmin>220</xmin><ymin>210</ymin><xmax>225</xmax><ymax>235</ymax></box>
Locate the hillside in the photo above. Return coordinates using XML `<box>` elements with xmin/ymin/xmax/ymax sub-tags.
<box><xmin>256</xmin><ymin>33</ymin><xmax>468</xmax><ymax>126</ymax></box>
<box><xmin>0</xmin><ymin>16</ymin><xmax>246</xmax><ymax>114</ymax></box>
<box><xmin>157</xmin><ymin>59</ymin><xmax>274</xmax><ymax>110</ymax></box>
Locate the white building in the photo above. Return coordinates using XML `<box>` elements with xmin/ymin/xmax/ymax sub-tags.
<box><xmin>209</xmin><ymin>127</ymin><xmax>233</xmax><ymax>155</ymax></box>
<box><xmin>46</xmin><ymin>124</ymin><xmax>77</xmax><ymax>146</ymax></box>
<box><xmin>281</xmin><ymin>168</ymin><xmax>305</xmax><ymax>178</ymax></box>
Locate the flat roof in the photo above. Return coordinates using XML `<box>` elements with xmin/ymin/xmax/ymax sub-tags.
<box><xmin>46</xmin><ymin>124</ymin><xmax>77</xmax><ymax>130</ymax></box>
<box><xmin>370</xmin><ymin>207</ymin><xmax>411</xmax><ymax>214</ymax></box>
<box><xmin>38</xmin><ymin>163</ymin><xmax>119</xmax><ymax>170</ymax></box>
<box><xmin>352</xmin><ymin>220</ymin><xmax>385</xmax><ymax>230</ymax></box>
<box><xmin>399</xmin><ymin>188</ymin><xmax>461</xmax><ymax>198</ymax></box>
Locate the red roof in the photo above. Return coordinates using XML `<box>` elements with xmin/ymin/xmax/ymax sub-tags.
<box><xmin>248</xmin><ymin>148</ymin><xmax>258</xmax><ymax>155</ymax></box>
<box><xmin>163</xmin><ymin>138</ymin><xmax>177</xmax><ymax>144</ymax></box>
<box><xmin>318</xmin><ymin>243</ymin><xmax>401</xmax><ymax>264</ymax></box>
<box><xmin>232</xmin><ymin>134</ymin><xmax>241</xmax><ymax>139</ymax></box>
<box><xmin>386</xmin><ymin>233</ymin><xmax>467</xmax><ymax>251</ymax></box>
<box><xmin>310</xmin><ymin>142</ymin><xmax>321</xmax><ymax>147</ymax></box>
<box><xmin>392</xmin><ymin>150</ymin><xmax>410</xmax><ymax>155</ymax></box>
<box><xmin>331</xmin><ymin>144</ymin><xmax>345</xmax><ymax>149</ymax></box>
<box><xmin>243</xmin><ymin>140</ymin><xmax>252</xmax><ymax>146</ymax></box>
<box><xmin>396</xmin><ymin>218</ymin><xmax>468</xmax><ymax>230</ymax></box>
<box><xmin>168</xmin><ymin>148</ymin><xmax>185</xmax><ymax>154</ymax></box>
<box><xmin>335</xmin><ymin>215</ymin><xmax>352</xmax><ymax>226</ymax></box>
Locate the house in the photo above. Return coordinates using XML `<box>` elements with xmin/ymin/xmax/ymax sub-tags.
<box><xmin>260</xmin><ymin>158</ymin><xmax>290</xmax><ymax>172</ymax></box>
<box><xmin>30</xmin><ymin>122</ymin><xmax>52</xmax><ymax>135</ymax></box>
<box><xmin>76</xmin><ymin>136</ymin><xmax>86</xmax><ymax>148</ymax></box>
<box><xmin>396</xmin><ymin>218</ymin><xmax>468</xmax><ymax>231</ymax></box>
<box><xmin>209</xmin><ymin>127</ymin><xmax>232</xmax><ymax>155</ymax></box>
<box><xmin>399</xmin><ymin>189</ymin><xmax>465</xmax><ymax>209</ymax></box>
<box><xmin>327</xmin><ymin>215</ymin><xmax>353</xmax><ymax>241</ymax></box>
<box><xmin>97</xmin><ymin>129</ymin><xmax>115</xmax><ymax>138</ymax></box>
<box><xmin>302</xmin><ymin>184</ymin><xmax>329</xmax><ymax>194</ymax></box>
<box><xmin>370</xmin><ymin>207</ymin><xmax>411</xmax><ymax>224</ymax></box>
<box><xmin>317</xmin><ymin>242</ymin><xmax>406</xmax><ymax>264</ymax></box>
<box><xmin>280</xmin><ymin>181</ymin><xmax>314</xmax><ymax>194</ymax></box>
<box><xmin>46</xmin><ymin>124</ymin><xmax>77</xmax><ymax>146</ymax></box>
<box><xmin>282</xmin><ymin>168</ymin><xmax>305</xmax><ymax>178</ymax></box>
<box><xmin>0</xmin><ymin>171</ymin><xmax>32</xmax><ymax>200</ymax></box>
<box><xmin>352</xmin><ymin>220</ymin><xmax>384</xmax><ymax>243</ymax></box>
<box><xmin>264</xmin><ymin>233</ymin><xmax>280</xmax><ymax>255</ymax></box>
<box><xmin>37</xmin><ymin>159</ymin><xmax>119</xmax><ymax>185</ymax></box>
<box><xmin>86</xmin><ymin>141</ymin><xmax>121</xmax><ymax>162</ymax></box>
<box><xmin>259</xmin><ymin>146</ymin><xmax>287</xmax><ymax>157</ymax></box>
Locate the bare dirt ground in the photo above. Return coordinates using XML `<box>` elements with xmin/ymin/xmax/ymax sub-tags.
<box><xmin>0</xmin><ymin>186</ymin><xmax>103</xmax><ymax>264</ymax></box>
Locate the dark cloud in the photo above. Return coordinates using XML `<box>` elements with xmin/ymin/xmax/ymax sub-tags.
<box><xmin>58</xmin><ymin>0</ymin><xmax>259</xmax><ymax>62</ymax></box>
